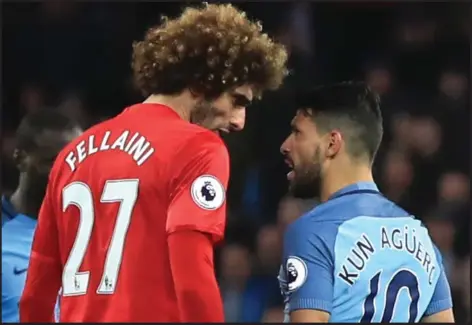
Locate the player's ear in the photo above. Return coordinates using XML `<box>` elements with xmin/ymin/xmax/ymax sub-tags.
<box><xmin>325</xmin><ymin>130</ymin><xmax>342</xmax><ymax>158</ymax></box>
<box><xmin>13</xmin><ymin>148</ymin><xmax>28</xmax><ymax>172</ymax></box>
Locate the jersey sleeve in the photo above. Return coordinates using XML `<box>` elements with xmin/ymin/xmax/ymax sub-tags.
<box><xmin>424</xmin><ymin>245</ymin><xmax>453</xmax><ymax>316</ymax></box>
<box><xmin>283</xmin><ymin>219</ymin><xmax>336</xmax><ymax>314</ymax></box>
<box><xmin>20</xmin><ymin>172</ymin><xmax>62</xmax><ymax>322</ymax></box>
<box><xmin>168</xmin><ymin>231</ymin><xmax>224</xmax><ymax>321</ymax></box>
<box><xmin>167</xmin><ymin>132</ymin><xmax>230</xmax><ymax>243</ymax></box>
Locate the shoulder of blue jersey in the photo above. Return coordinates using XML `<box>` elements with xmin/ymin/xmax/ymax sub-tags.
<box><xmin>285</xmin><ymin>202</ymin><xmax>344</xmax><ymax>239</ymax></box>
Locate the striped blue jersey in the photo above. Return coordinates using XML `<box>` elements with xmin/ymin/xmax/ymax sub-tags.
<box><xmin>2</xmin><ymin>197</ymin><xmax>37</xmax><ymax>323</ymax></box>
<box><xmin>279</xmin><ymin>182</ymin><xmax>453</xmax><ymax>322</ymax></box>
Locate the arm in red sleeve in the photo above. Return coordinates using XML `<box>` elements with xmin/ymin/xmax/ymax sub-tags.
<box><xmin>168</xmin><ymin>230</ymin><xmax>224</xmax><ymax>322</ymax></box>
<box><xmin>20</xmin><ymin>176</ymin><xmax>62</xmax><ymax>323</ymax></box>
<box><xmin>167</xmin><ymin>132</ymin><xmax>230</xmax><ymax>243</ymax></box>
<box><xmin>166</xmin><ymin>132</ymin><xmax>230</xmax><ymax>322</ymax></box>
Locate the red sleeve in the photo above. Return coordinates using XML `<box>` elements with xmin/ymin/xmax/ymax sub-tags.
<box><xmin>167</xmin><ymin>133</ymin><xmax>229</xmax><ymax>243</ymax></box>
<box><xmin>20</xmin><ymin>172</ymin><xmax>62</xmax><ymax>323</ymax></box>
<box><xmin>168</xmin><ymin>230</ymin><xmax>224</xmax><ymax>322</ymax></box>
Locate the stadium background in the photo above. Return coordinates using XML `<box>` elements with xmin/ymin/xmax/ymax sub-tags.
<box><xmin>2</xmin><ymin>2</ymin><xmax>470</xmax><ymax>322</ymax></box>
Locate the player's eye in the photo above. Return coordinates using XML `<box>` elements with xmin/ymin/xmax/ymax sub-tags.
<box><xmin>291</xmin><ymin>127</ymin><xmax>301</xmax><ymax>136</ymax></box>
<box><xmin>232</xmin><ymin>94</ymin><xmax>251</xmax><ymax>108</ymax></box>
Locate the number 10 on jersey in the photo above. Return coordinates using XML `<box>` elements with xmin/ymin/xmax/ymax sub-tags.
<box><xmin>61</xmin><ymin>179</ymin><xmax>139</xmax><ymax>296</ymax></box>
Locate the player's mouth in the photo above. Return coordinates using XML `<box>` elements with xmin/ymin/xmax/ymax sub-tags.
<box><xmin>214</xmin><ymin>128</ymin><xmax>229</xmax><ymax>137</ymax></box>
<box><xmin>284</xmin><ymin>158</ymin><xmax>295</xmax><ymax>181</ymax></box>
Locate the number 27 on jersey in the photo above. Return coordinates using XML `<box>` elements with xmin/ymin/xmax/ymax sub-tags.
<box><xmin>61</xmin><ymin>179</ymin><xmax>139</xmax><ymax>296</ymax></box>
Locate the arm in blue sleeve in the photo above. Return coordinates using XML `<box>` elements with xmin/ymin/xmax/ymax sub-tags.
<box><xmin>424</xmin><ymin>245</ymin><xmax>453</xmax><ymax>316</ymax></box>
<box><xmin>283</xmin><ymin>220</ymin><xmax>336</xmax><ymax>314</ymax></box>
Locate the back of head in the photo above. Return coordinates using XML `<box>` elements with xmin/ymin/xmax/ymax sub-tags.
<box><xmin>297</xmin><ymin>81</ymin><xmax>383</xmax><ymax>163</ymax></box>
<box><xmin>131</xmin><ymin>3</ymin><xmax>288</xmax><ymax>99</ymax></box>
<box><xmin>13</xmin><ymin>108</ymin><xmax>82</xmax><ymax>206</ymax></box>
<box><xmin>16</xmin><ymin>108</ymin><xmax>81</xmax><ymax>154</ymax></box>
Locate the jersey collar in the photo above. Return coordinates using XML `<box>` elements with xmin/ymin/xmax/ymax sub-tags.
<box><xmin>329</xmin><ymin>181</ymin><xmax>379</xmax><ymax>200</ymax></box>
<box><xmin>127</xmin><ymin>103</ymin><xmax>183</xmax><ymax>120</ymax></box>
<box><xmin>2</xmin><ymin>195</ymin><xmax>38</xmax><ymax>225</ymax></box>
<box><xmin>12</xmin><ymin>213</ymin><xmax>38</xmax><ymax>228</ymax></box>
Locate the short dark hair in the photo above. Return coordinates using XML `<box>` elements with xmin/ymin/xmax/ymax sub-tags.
<box><xmin>16</xmin><ymin>108</ymin><xmax>78</xmax><ymax>152</ymax></box>
<box><xmin>131</xmin><ymin>3</ymin><xmax>288</xmax><ymax>99</ymax></box>
<box><xmin>296</xmin><ymin>81</ymin><xmax>383</xmax><ymax>162</ymax></box>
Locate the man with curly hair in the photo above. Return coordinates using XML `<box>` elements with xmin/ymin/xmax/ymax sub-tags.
<box><xmin>19</xmin><ymin>3</ymin><xmax>288</xmax><ymax>323</ymax></box>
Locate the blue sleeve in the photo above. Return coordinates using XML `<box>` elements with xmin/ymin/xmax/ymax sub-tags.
<box><xmin>424</xmin><ymin>246</ymin><xmax>453</xmax><ymax>316</ymax></box>
<box><xmin>283</xmin><ymin>220</ymin><xmax>336</xmax><ymax>313</ymax></box>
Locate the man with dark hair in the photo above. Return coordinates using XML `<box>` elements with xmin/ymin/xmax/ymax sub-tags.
<box><xmin>282</xmin><ymin>82</ymin><xmax>383</xmax><ymax>200</ymax></box>
<box><xmin>278</xmin><ymin>82</ymin><xmax>454</xmax><ymax>323</ymax></box>
<box><xmin>2</xmin><ymin>109</ymin><xmax>82</xmax><ymax>322</ymax></box>
<box><xmin>20</xmin><ymin>3</ymin><xmax>288</xmax><ymax>323</ymax></box>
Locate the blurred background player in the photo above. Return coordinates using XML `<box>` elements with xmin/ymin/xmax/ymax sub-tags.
<box><xmin>2</xmin><ymin>109</ymin><xmax>82</xmax><ymax>322</ymax></box>
<box><xmin>19</xmin><ymin>4</ymin><xmax>288</xmax><ymax>323</ymax></box>
<box><xmin>278</xmin><ymin>82</ymin><xmax>454</xmax><ymax>322</ymax></box>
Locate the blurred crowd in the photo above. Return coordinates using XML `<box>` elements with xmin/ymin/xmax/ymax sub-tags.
<box><xmin>2</xmin><ymin>2</ymin><xmax>470</xmax><ymax>322</ymax></box>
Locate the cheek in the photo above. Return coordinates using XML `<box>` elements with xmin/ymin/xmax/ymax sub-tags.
<box><xmin>315</xmin><ymin>138</ymin><xmax>328</xmax><ymax>154</ymax></box>
<box><xmin>301</xmin><ymin>136</ymin><xmax>319</xmax><ymax>153</ymax></box>
<box><xmin>293</xmin><ymin>142</ymin><xmax>313</xmax><ymax>166</ymax></box>
<box><xmin>214</xmin><ymin>106</ymin><xmax>230</xmax><ymax>118</ymax></box>
<box><xmin>211</xmin><ymin>97</ymin><xmax>232</xmax><ymax>117</ymax></box>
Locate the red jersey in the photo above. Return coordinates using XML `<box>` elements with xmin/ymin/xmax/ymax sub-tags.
<box><xmin>20</xmin><ymin>104</ymin><xmax>229</xmax><ymax>322</ymax></box>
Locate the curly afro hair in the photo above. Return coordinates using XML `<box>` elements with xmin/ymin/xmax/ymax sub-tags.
<box><xmin>132</xmin><ymin>3</ymin><xmax>288</xmax><ymax>99</ymax></box>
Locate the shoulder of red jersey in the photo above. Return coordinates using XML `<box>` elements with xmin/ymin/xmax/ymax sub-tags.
<box><xmin>174</xmin><ymin>126</ymin><xmax>228</xmax><ymax>162</ymax></box>
<box><xmin>168</xmin><ymin>128</ymin><xmax>229</xmax><ymax>205</ymax></box>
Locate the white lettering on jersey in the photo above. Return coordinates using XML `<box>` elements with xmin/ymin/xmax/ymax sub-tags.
<box><xmin>65</xmin><ymin>130</ymin><xmax>155</xmax><ymax>171</ymax></box>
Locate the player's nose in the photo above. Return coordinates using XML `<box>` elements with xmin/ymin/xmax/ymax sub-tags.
<box><xmin>229</xmin><ymin>108</ymin><xmax>246</xmax><ymax>131</ymax></box>
<box><xmin>280</xmin><ymin>137</ymin><xmax>290</xmax><ymax>155</ymax></box>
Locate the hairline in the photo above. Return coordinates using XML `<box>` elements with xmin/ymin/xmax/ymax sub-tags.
<box><xmin>297</xmin><ymin>106</ymin><xmax>378</xmax><ymax>162</ymax></box>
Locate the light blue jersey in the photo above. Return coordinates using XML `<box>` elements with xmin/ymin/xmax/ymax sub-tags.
<box><xmin>2</xmin><ymin>196</ymin><xmax>37</xmax><ymax>323</ymax></box>
<box><xmin>279</xmin><ymin>182</ymin><xmax>453</xmax><ymax>323</ymax></box>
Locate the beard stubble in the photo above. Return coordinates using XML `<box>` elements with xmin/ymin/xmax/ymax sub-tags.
<box><xmin>289</xmin><ymin>146</ymin><xmax>323</xmax><ymax>199</ymax></box>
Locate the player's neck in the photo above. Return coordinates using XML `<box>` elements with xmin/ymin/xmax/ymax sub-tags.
<box><xmin>10</xmin><ymin>175</ymin><xmax>41</xmax><ymax>219</ymax></box>
<box><xmin>320</xmin><ymin>164</ymin><xmax>374</xmax><ymax>202</ymax></box>
<box><xmin>144</xmin><ymin>92</ymin><xmax>193</xmax><ymax>122</ymax></box>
